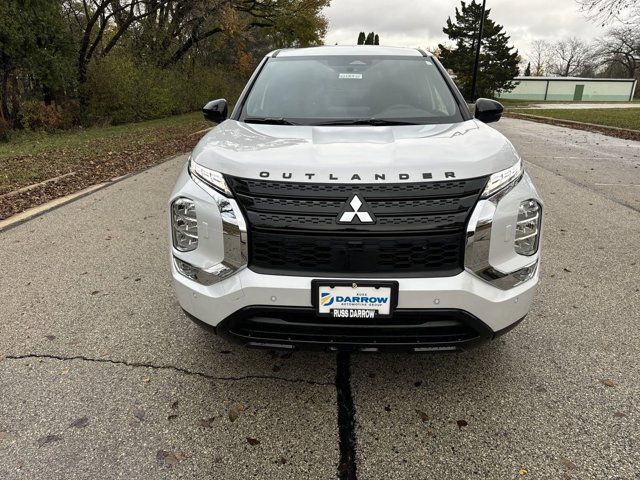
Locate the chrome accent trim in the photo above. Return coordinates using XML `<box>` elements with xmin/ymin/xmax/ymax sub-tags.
<box><xmin>173</xmin><ymin>256</ymin><xmax>236</xmax><ymax>286</ymax></box>
<box><xmin>190</xmin><ymin>175</ymin><xmax>248</xmax><ymax>280</ymax></box>
<box><xmin>465</xmin><ymin>179</ymin><xmax>538</xmax><ymax>290</ymax></box>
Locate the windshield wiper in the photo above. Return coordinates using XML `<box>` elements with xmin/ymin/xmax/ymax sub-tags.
<box><xmin>314</xmin><ymin>118</ymin><xmax>420</xmax><ymax>126</ymax></box>
<box><xmin>244</xmin><ymin>116</ymin><xmax>298</xmax><ymax>125</ymax></box>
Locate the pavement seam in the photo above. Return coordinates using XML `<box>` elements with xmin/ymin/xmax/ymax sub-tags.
<box><xmin>336</xmin><ymin>352</ymin><xmax>358</xmax><ymax>480</ymax></box>
<box><xmin>3</xmin><ymin>353</ymin><xmax>333</xmax><ymax>387</ymax></box>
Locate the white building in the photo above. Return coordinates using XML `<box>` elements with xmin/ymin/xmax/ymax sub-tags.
<box><xmin>498</xmin><ymin>77</ymin><xmax>637</xmax><ymax>102</ymax></box>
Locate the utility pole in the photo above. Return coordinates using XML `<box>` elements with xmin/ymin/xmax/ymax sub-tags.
<box><xmin>470</xmin><ymin>0</ymin><xmax>487</xmax><ymax>102</ymax></box>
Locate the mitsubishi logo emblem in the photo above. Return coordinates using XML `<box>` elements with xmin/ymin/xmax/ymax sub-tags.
<box><xmin>337</xmin><ymin>194</ymin><xmax>376</xmax><ymax>224</ymax></box>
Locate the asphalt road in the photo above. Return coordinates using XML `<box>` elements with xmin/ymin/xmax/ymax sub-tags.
<box><xmin>1</xmin><ymin>118</ymin><xmax>639</xmax><ymax>479</ymax></box>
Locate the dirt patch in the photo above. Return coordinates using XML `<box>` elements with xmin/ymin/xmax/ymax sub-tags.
<box><xmin>0</xmin><ymin>134</ymin><xmax>199</xmax><ymax>220</ymax></box>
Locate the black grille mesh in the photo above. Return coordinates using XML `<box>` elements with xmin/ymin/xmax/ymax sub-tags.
<box><xmin>226</xmin><ymin>176</ymin><xmax>487</xmax><ymax>277</ymax></box>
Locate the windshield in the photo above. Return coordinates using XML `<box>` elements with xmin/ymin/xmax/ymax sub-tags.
<box><xmin>240</xmin><ymin>55</ymin><xmax>463</xmax><ymax>126</ymax></box>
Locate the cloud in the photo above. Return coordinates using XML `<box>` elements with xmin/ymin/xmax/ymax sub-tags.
<box><xmin>324</xmin><ymin>0</ymin><xmax>607</xmax><ymax>57</ymax></box>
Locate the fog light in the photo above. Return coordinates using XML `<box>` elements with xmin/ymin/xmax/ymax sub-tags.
<box><xmin>515</xmin><ymin>199</ymin><xmax>541</xmax><ymax>256</ymax></box>
<box><xmin>172</xmin><ymin>198</ymin><xmax>198</xmax><ymax>251</ymax></box>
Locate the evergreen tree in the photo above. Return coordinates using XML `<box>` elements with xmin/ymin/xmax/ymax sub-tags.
<box><xmin>365</xmin><ymin>32</ymin><xmax>375</xmax><ymax>45</ymax></box>
<box><xmin>438</xmin><ymin>1</ymin><xmax>519</xmax><ymax>100</ymax></box>
<box><xmin>374</xmin><ymin>34</ymin><xmax>380</xmax><ymax>45</ymax></box>
<box><xmin>357</xmin><ymin>32</ymin><xmax>366</xmax><ymax>45</ymax></box>
<box><xmin>524</xmin><ymin>62</ymin><xmax>531</xmax><ymax>76</ymax></box>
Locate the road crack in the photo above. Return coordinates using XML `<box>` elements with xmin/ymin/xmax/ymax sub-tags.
<box><xmin>336</xmin><ymin>352</ymin><xmax>358</xmax><ymax>480</ymax></box>
<box><xmin>3</xmin><ymin>353</ymin><xmax>333</xmax><ymax>386</ymax></box>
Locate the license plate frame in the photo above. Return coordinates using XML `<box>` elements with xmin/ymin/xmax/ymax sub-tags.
<box><xmin>311</xmin><ymin>280</ymin><xmax>399</xmax><ymax>319</ymax></box>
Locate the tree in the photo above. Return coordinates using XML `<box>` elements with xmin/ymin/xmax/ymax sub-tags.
<box><xmin>527</xmin><ymin>39</ymin><xmax>551</xmax><ymax>76</ymax></box>
<box><xmin>365</xmin><ymin>32</ymin><xmax>375</xmax><ymax>45</ymax></box>
<box><xmin>438</xmin><ymin>1</ymin><xmax>519</xmax><ymax>99</ymax></box>
<box><xmin>357</xmin><ymin>32</ymin><xmax>365</xmax><ymax>45</ymax></box>
<box><xmin>577</xmin><ymin>0</ymin><xmax>639</xmax><ymax>25</ymax></box>
<box><xmin>0</xmin><ymin>0</ymin><xmax>74</xmax><ymax>123</ymax></box>
<box><xmin>596</xmin><ymin>25</ymin><xmax>640</xmax><ymax>78</ymax></box>
<box><xmin>524</xmin><ymin>62</ymin><xmax>531</xmax><ymax>76</ymax></box>
<box><xmin>374</xmin><ymin>34</ymin><xmax>379</xmax><ymax>45</ymax></box>
<box><xmin>549</xmin><ymin>37</ymin><xmax>594</xmax><ymax>76</ymax></box>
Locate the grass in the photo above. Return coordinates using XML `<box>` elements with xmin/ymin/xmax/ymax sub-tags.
<box><xmin>508</xmin><ymin>108</ymin><xmax>640</xmax><ymax>131</ymax></box>
<box><xmin>0</xmin><ymin>112</ymin><xmax>209</xmax><ymax>195</ymax></box>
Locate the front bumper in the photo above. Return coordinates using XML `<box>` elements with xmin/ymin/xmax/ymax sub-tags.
<box><xmin>173</xmin><ymin>264</ymin><xmax>538</xmax><ymax>350</ymax></box>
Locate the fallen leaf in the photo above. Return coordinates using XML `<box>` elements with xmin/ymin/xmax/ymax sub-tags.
<box><xmin>170</xmin><ymin>400</ymin><xmax>179</xmax><ymax>410</ymax></box>
<box><xmin>156</xmin><ymin>450</ymin><xmax>187</xmax><ymax>467</ymax></box>
<box><xmin>44</xmin><ymin>335</ymin><xmax>56</xmax><ymax>341</ymax></box>
<box><xmin>518</xmin><ymin>468</ymin><xmax>528</xmax><ymax>475</ymax></box>
<box><xmin>277</xmin><ymin>457</ymin><xmax>287</xmax><ymax>465</ymax></box>
<box><xmin>70</xmin><ymin>416</ymin><xmax>89</xmax><ymax>428</ymax></box>
<box><xmin>133</xmin><ymin>409</ymin><xmax>146</xmax><ymax>421</ymax></box>
<box><xmin>143</xmin><ymin>377</ymin><xmax>150</xmax><ymax>383</ymax></box>
<box><xmin>384</xmin><ymin>405</ymin><xmax>391</xmax><ymax>412</ymax></box>
<box><xmin>414</xmin><ymin>381</ymin><xmax>422</xmax><ymax>387</ymax></box>
<box><xmin>560</xmin><ymin>458</ymin><xmax>578</xmax><ymax>471</ymax></box>
<box><xmin>456</xmin><ymin>419</ymin><xmax>468</xmax><ymax>429</ymax></box>
<box><xmin>602</xmin><ymin>379</ymin><xmax>615</xmax><ymax>388</ymax></box>
<box><xmin>415</xmin><ymin>409</ymin><xmax>428</xmax><ymax>423</ymax></box>
<box><xmin>614</xmin><ymin>411</ymin><xmax>626</xmax><ymax>418</ymax></box>
<box><xmin>90</xmin><ymin>290</ymin><xmax>100</xmax><ymax>295</ymax></box>
<box><xmin>198</xmin><ymin>417</ymin><xmax>215</xmax><ymax>428</ymax></box>
<box><xmin>167</xmin><ymin>414</ymin><xmax>178</xmax><ymax>421</ymax></box>
<box><xmin>563</xmin><ymin>268</ymin><xmax>572</xmax><ymax>273</ymax></box>
<box><xmin>426</xmin><ymin>427</ymin><xmax>434</xmax><ymax>437</ymax></box>
<box><xmin>61</xmin><ymin>368</ymin><xmax>70</xmax><ymax>375</ymax></box>
<box><xmin>246</xmin><ymin>437</ymin><xmax>260</xmax><ymax>446</ymax></box>
<box><xmin>228</xmin><ymin>404</ymin><xmax>246</xmax><ymax>422</ymax></box>
<box><xmin>37</xmin><ymin>434</ymin><xmax>62</xmax><ymax>447</ymax></box>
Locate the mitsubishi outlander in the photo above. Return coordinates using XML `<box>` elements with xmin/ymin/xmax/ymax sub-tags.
<box><xmin>169</xmin><ymin>46</ymin><xmax>542</xmax><ymax>352</ymax></box>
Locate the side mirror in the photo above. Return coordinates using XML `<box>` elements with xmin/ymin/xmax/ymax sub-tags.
<box><xmin>474</xmin><ymin>98</ymin><xmax>503</xmax><ymax>124</ymax></box>
<box><xmin>202</xmin><ymin>99</ymin><xmax>228</xmax><ymax>123</ymax></box>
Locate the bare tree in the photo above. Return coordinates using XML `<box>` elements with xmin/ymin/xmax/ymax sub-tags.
<box><xmin>549</xmin><ymin>37</ymin><xmax>594</xmax><ymax>77</ymax></box>
<box><xmin>577</xmin><ymin>0</ymin><xmax>640</xmax><ymax>25</ymax></box>
<box><xmin>62</xmin><ymin>0</ymin><xmax>161</xmax><ymax>84</ymax></box>
<box><xmin>596</xmin><ymin>25</ymin><xmax>640</xmax><ymax>77</ymax></box>
<box><xmin>527</xmin><ymin>39</ymin><xmax>552</xmax><ymax>76</ymax></box>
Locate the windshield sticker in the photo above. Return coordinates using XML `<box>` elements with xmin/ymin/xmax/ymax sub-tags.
<box><xmin>338</xmin><ymin>73</ymin><xmax>363</xmax><ymax>79</ymax></box>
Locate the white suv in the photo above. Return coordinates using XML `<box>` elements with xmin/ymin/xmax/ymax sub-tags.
<box><xmin>169</xmin><ymin>46</ymin><xmax>542</xmax><ymax>352</ymax></box>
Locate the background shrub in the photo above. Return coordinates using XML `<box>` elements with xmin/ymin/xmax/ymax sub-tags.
<box><xmin>83</xmin><ymin>51</ymin><xmax>243</xmax><ymax>126</ymax></box>
<box><xmin>17</xmin><ymin>100</ymin><xmax>62</xmax><ymax>131</ymax></box>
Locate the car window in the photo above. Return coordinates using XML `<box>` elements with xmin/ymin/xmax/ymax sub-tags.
<box><xmin>241</xmin><ymin>55</ymin><xmax>463</xmax><ymax>125</ymax></box>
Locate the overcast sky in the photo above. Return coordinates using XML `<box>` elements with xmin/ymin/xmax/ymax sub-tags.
<box><xmin>323</xmin><ymin>0</ymin><xmax>606</xmax><ymax>58</ymax></box>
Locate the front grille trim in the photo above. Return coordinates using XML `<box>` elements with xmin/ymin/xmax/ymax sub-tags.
<box><xmin>226</xmin><ymin>176</ymin><xmax>488</xmax><ymax>277</ymax></box>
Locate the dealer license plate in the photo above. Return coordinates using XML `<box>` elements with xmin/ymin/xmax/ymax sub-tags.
<box><xmin>313</xmin><ymin>281</ymin><xmax>397</xmax><ymax>319</ymax></box>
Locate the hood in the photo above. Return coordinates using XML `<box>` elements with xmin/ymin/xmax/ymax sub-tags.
<box><xmin>190</xmin><ymin>119</ymin><xmax>520</xmax><ymax>183</ymax></box>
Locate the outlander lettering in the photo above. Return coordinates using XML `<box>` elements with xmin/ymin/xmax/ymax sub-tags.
<box><xmin>170</xmin><ymin>46</ymin><xmax>543</xmax><ymax>351</ymax></box>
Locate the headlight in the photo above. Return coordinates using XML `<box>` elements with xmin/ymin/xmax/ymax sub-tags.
<box><xmin>482</xmin><ymin>160</ymin><xmax>523</xmax><ymax>198</ymax></box>
<box><xmin>171</xmin><ymin>198</ymin><xmax>198</xmax><ymax>251</ymax></box>
<box><xmin>515</xmin><ymin>199</ymin><xmax>541</xmax><ymax>256</ymax></box>
<box><xmin>188</xmin><ymin>158</ymin><xmax>232</xmax><ymax>196</ymax></box>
